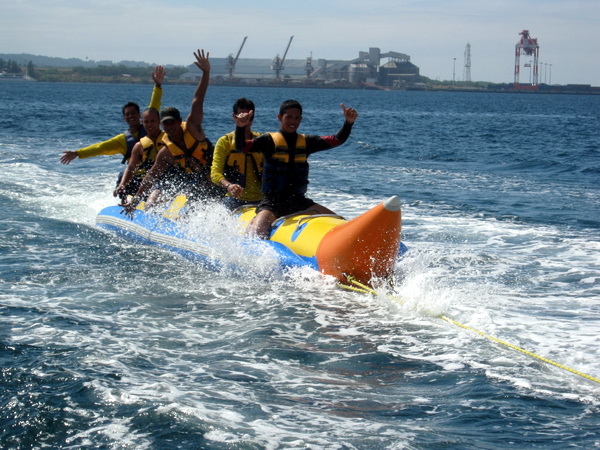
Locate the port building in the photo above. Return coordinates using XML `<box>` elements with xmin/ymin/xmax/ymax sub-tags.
<box><xmin>182</xmin><ymin>47</ymin><xmax>420</xmax><ymax>88</ymax></box>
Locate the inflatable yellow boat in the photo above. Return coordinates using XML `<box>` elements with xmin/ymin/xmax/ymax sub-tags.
<box><xmin>96</xmin><ymin>195</ymin><xmax>404</xmax><ymax>285</ymax></box>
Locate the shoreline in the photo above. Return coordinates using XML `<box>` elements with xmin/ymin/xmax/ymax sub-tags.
<box><xmin>2</xmin><ymin>75</ymin><xmax>598</xmax><ymax>95</ymax></box>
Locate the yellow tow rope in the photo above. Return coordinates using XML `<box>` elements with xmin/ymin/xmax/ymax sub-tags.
<box><xmin>339</xmin><ymin>275</ymin><xmax>600</xmax><ymax>385</ymax></box>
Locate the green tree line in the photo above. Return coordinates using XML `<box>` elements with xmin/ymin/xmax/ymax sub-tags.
<box><xmin>0</xmin><ymin>59</ymin><xmax>36</xmax><ymax>76</ymax></box>
<box><xmin>0</xmin><ymin>59</ymin><xmax>23</xmax><ymax>73</ymax></box>
<box><xmin>2</xmin><ymin>60</ymin><xmax>192</xmax><ymax>83</ymax></box>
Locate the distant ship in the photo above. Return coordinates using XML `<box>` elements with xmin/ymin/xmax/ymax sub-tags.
<box><xmin>0</xmin><ymin>73</ymin><xmax>35</xmax><ymax>81</ymax></box>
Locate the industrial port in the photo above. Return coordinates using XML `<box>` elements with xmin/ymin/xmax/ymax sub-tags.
<box><xmin>183</xmin><ymin>36</ymin><xmax>421</xmax><ymax>90</ymax></box>
<box><xmin>181</xmin><ymin>32</ymin><xmax>599</xmax><ymax>94</ymax></box>
<box><xmin>3</xmin><ymin>30</ymin><xmax>598</xmax><ymax>94</ymax></box>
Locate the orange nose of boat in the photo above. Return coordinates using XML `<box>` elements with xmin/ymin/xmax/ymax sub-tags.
<box><xmin>315</xmin><ymin>196</ymin><xmax>402</xmax><ymax>285</ymax></box>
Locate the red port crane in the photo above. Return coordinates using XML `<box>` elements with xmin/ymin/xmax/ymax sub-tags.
<box><xmin>514</xmin><ymin>30</ymin><xmax>539</xmax><ymax>86</ymax></box>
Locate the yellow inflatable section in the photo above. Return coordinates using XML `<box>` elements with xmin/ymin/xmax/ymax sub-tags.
<box><xmin>236</xmin><ymin>196</ymin><xmax>402</xmax><ymax>284</ymax></box>
<box><xmin>121</xmin><ymin>194</ymin><xmax>402</xmax><ymax>285</ymax></box>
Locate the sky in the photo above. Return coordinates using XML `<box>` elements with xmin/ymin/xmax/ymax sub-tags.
<box><xmin>2</xmin><ymin>0</ymin><xmax>599</xmax><ymax>85</ymax></box>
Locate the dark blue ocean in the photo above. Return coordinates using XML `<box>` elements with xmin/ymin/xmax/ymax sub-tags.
<box><xmin>1</xmin><ymin>81</ymin><xmax>599</xmax><ymax>448</ymax></box>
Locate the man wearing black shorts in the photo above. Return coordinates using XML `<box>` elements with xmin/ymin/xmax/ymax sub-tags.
<box><xmin>235</xmin><ymin>99</ymin><xmax>358</xmax><ymax>238</ymax></box>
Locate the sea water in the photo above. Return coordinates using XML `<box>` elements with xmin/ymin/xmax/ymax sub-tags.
<box><xmin>1</xmin><ymin>81</ymin><xmax>599</xmax><ymax>448</ymax></box>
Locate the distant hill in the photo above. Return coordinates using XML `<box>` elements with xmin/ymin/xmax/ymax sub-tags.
<box><xmin>0</xmin><ymin>52</ymin><xmax>311</xmax><ymax>77</ymax></box>
<box><xmin>0</xmin><ymin>52</ymin><xmax>295</xmax><ymax>76</ymax></box>
<box><xmin>0</xmin><ymin>53</ymin><xmax>175</xmax><ymax>68</ymax></box>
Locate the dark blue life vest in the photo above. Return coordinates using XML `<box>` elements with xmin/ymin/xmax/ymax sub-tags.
<box><xmin>121</xmin><ymin>127</ymin><xmax>148</xmax><ymax>164</ymax></box>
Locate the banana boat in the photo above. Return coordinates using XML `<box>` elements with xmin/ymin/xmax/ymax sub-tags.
<box><xmin>96</xmin><ymin>195</ymin><xmax>404</xmax><ymax>285</ymax></box>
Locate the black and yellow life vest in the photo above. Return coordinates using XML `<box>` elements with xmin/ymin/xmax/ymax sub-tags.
<box><xmin>262</xmin><ymin>132</ymin><xmax>309</xmax><ymax>195</ymax></box>
<box><xmin>134</xmin><ymin>131</ymin><xmax>165</xmax><ymax>177</ymax></box>
<box><xmin>162</xmin><ymin>122</ymin><xmax>212</xmax><ymax>174</ymax></box>
<box><xmin>223</xmin><ymin>131</ymin><xmax>263</xmax><ymax>187</ymax></box>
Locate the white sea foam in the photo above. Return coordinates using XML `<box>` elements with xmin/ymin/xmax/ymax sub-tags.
<box><xmin>384</xmin><ymin>202</ymin><xmax>600</xmax><ymax>399</ymax></box>
<box><xmin>3</xmin><ymin>91</ymin><xmax>599</xmax><ymax>447</ymax></box>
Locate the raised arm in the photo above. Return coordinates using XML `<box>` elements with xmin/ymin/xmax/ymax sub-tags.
<box><xmin>186</xmin><ymin>49</ymin><xmax>210</xmax><ymax>142</ymax></box>
<box><xmin>234</xmin><ymin>110</ymin><xmax>255</xmax><ymax>152</ymax></box>
<box><xmin>333</xmin><ymin>103</ymin><xmax>358</xmax><ymax>141</ymax></box>
<box><xmin>148</xmin><ymin>65</ymin><xmax>165</xmax><ymax>111</ymax></box>
<box><xmin>341</xmin><ymin>103</ymin><xmax>358</xmax><ymax>124</ymax></box>
<box><xmin>307</xmin><ymin>104</ymin><xmax>358</xmax><ymax>153</ymax></box>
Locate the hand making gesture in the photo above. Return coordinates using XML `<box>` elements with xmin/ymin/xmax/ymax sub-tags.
<box><xmin>235</xmin><ymin>110</ymin><xmax>254</xmax><ymax>128</ymax></box>
<box><xmin>193</xmin><ymin>49</ymin><xmax>210</xmax><ymax>74</ymax></box>
<box><xmin>341</xmin><ymin>103</ymin><xmax>358</xmax><ymax>124</ymax></box>
<box><xmin>60</xmin><ymin>150</ymin><xmax>78</xmax><ymax>164</ymax></box>
<box><xmin>152</xmin><ymin>65</ymin><xmax>166</xmax><ymax>86</ymax></box>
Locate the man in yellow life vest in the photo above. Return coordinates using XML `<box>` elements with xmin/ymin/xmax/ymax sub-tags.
<box><xmin>113</xmin><ymin>107</ymin><xmax>164</xmax><ymax>203</ymax></box>
<box><xmin>123</xmin><ymin>49</ymin><xmax>220</xmax><ymax>214</ymax></box>
<box><xmin>60</xmin><ymin>65</ymin><xmax>165</xmax><ymax>167</ymax></box>
<box><xmin>210</xmin><ymin>98</ymin><xmax>262</xmax><ymax>210</ymax></box>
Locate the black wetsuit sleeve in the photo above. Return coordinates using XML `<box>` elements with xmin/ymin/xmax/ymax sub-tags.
<box><xmin>235</xmin><ymin>127</ymin><xmax>273</xmax><ymax>154</ymax></box>
<box><xmin>306</xmin><ymin>121</ymin><xmax>354</xmax><ymax>154</ymax></box>
<box><xmin>235</xmin><ymin>126</ymin><xmax>249</xmax><ymax>152</ymax></box>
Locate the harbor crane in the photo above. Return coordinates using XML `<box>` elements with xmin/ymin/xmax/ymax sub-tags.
<box><xmin>514</xmin><ymin>30</ymin><xmax>539</xmax><ymax>86</ymax></box>
<box><xmin>225</xmin><ymin>36</ymin><xmax>247</xmax><ymax>78</ymax></box>
<box><xmin>272</xmin><ymin>36</ymin><xmax>294</xmax><ymax>80</ymax></box>
<box><xmin>305</xmin><ymin>52</ymin><xmax>315</xmax><ymax>78</ymax></box>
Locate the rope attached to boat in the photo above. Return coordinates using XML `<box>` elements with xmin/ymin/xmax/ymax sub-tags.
<box><xmin>339</xmin><ymin>275</ymin><xmax>600</xmax><ymax>385</ymax></box>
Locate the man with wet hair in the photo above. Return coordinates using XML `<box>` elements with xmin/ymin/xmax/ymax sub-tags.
<box><xmin>210</xmin><ymin>97</ymin><xmax>263</xmax><ymax>210</ymax></box>
<box><xmin>113</xmin><ymin>107</ymin><xmax>164</xmax><ymax>203</ymax></box>
<box><xmin>124</xmin><ymin>49</ymin><xmax>219</xmax><ymax>213</ymax></box>
<box><xmin>60</xmin><ymin>66</ymin><xmax>165</xmax><ymax>166</ymax></box>
<box><xmin>235</xmin><ymin>99</ymin><xmax>358</xmax><ymax>238</ymax></box>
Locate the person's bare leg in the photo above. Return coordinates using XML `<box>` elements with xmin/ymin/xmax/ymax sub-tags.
<box><xmin>145</xmin><ymin>189</ymin><xmax>163</xmax><ymax>207</ymax></box>
<box><xmin>247</xmin><ymin>209</ymin><xmax>277</xmax><ymax>239</ymax></box>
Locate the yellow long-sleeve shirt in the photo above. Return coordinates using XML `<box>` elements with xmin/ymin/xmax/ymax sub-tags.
<box><xmin>211</xmin><ymin>130</ymin><xmax>263</xmax><ymax>202</ymax></box>
<box><xmin>76</xmin><ymin>85</ymin><xmax>162</xmax><ymax>159</ymax></box>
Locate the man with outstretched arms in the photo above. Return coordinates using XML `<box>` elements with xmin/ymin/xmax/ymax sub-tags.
<box><xmin>113</xmin><ymin>107</ymin><xmax>164</xmax><ymax>203</ymax></box>
<box><xmin>235</xmin><ymin>99</ymin><xmax>358</xmax><ymax>238</ymax></box>
<box><xmin>60</xmin><ymin>65</ymin><xmax>165</xmax><ymax>166</ymax></box>
<box><xmin>210</xmin><ymin>97</ymin><xmax>263</xmax><ymax>210</ymax></box>
<box><xmin>124</xmin><ymin>49</ymin><xmax>219</xmax><ymax>214</ymax></box>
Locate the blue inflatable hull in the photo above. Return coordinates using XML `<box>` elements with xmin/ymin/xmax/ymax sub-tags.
<box><xmin>96</xmin><ymin>196</ymin><xmax>406</xmax><ymax>284</ymax></box>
